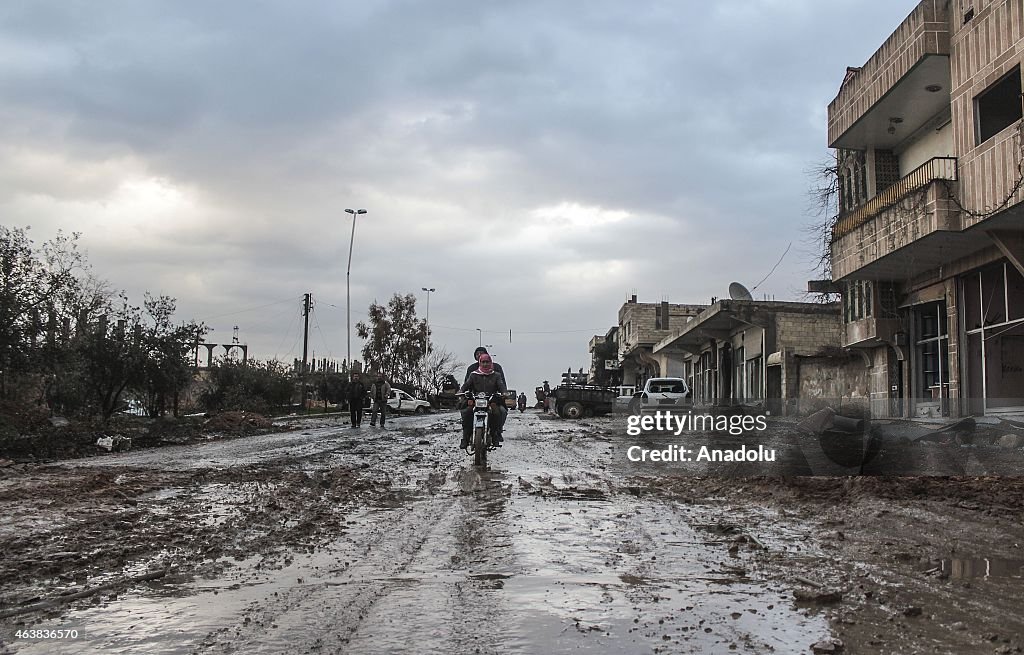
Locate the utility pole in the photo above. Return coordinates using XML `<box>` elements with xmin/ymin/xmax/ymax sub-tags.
<box><xmin>344</xmin><ymin>208</ymin><xmax>368</xmax><ymax>368</ymax></box>
<box><xmin>301</xmin><ymin>293</ymin><xmax>311</xmax><ymax>411</ymax></box>
<box><xmin>421</xmin><ymin>287</ymin><xmax>435</xmax><ymax>393</ymax></box>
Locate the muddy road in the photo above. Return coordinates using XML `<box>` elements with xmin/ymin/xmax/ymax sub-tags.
<box><xmin>1</xmin><ymin>410</ymin><xmax>1023</xmax><ymax>654</ymax></box>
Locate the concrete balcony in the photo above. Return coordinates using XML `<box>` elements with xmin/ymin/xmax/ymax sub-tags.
<box><xmin>833</xmin><ymin>157</ymin><xmax>957</xmax><ymax>239</ymax></box>
<box><xmin>828</xmin><ymin>0</ymin><xmax>950</xmax><ymax>150</ymax></box>
<box><xmin>831</xmin><ymin>157</ymin><xmax>960</xmax><ymax>281</ymax></box>
<box><xmin>844</xmin><ymin>316</ymin><xmax>902</xmax><ymax>348</ymax></box>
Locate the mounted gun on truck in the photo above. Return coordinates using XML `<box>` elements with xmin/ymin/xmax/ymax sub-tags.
<box><xmin>549</xmin><ymin>368</ymin><xmax>617</xmax><ymax>419</ymax></box>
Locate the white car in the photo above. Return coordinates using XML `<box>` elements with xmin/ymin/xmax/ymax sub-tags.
<box><xmin>630</xmin><ymin>378</ymin><xmax>690</xmax><ymax>414</ymax></box>
<box><xmin>387</xmin><ymin>389</ymin><xmax>431</xmax><ymax>414</ymax></box>
<box><xmin>613</xmin><ymin>385</ymin><xmax>638</xmax><ymax>413</ymax></box>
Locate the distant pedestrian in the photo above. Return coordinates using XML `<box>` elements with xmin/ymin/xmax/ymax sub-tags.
<box><xmin>369</xmin><ymin>376</ymin><xmax>392</xmax><ymax>427</ymax></box>
<box><xmin>347</xmin><ymin>373</ymin><xmax>367</xmax><ymax>428</ymax></box>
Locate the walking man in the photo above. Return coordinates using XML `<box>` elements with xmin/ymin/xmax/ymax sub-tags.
<box><xmin>347</xmin><ymin>372</ymin><xmax>367</xmax><ymax>428</ymax></box>
<box><xmin>369</xmin><ymin>376</ymin><xmax>392</xmax><ymax>427</ymax></box>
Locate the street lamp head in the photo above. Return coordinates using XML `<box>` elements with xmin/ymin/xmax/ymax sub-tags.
<box><xmin>344</xmin><ymin>208</ymin><xmax>368</xmax><ymax>215</ymax></box>
<box><xmin>422</xmin><ymin>287</ymin><xmax>435</xmax><ymax>292</ymax></box>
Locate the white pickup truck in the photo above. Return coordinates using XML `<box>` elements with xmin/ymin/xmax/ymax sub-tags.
<box><xmin>387</xmin><ymin>389</ymin><xmax>431</xmax><ymax>414</ymax></box>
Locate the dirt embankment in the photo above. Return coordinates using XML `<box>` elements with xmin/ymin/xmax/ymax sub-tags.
<box><xmin>641</xmin><ymin>473</ymin><xmax>1024</xmax><ymax>654</ymax></box>
<box><xmin>0</xmin><ymin>458</ymin><xmax>387</xmax><ymax>620</ymax></box>
<box><xmin>0</xmin><ymin>409</ymin><xmax>291</xmax><ymax>462</ymax></box>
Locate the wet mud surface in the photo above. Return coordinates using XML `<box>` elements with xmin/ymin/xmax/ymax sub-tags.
<box><xmin>1</xmin><ymin>412</ymin><xmax>1022</xmax><ymax>654</ymax></box>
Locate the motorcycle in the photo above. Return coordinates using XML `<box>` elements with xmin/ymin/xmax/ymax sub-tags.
<box><xmin>460</xmin><ymin>391</ymin><xmax>499</xmax><ymax>466</ymax></box>
<box><xmin>517</xmin><ymin>396</ymin><xmax>527</xmax><ymax>412</ymax></box>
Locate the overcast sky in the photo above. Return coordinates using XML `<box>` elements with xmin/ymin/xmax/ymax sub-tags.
<box><xmin>1</xmin><ymin>0</ymin><xmax>919</xmax><ymax>393</ymax></box>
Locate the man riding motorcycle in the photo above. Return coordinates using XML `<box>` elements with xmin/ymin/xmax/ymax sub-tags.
<box><xmin>458</xmin><ymin>353</ymin><xmax>507</xmax><ymax>449</ymax></box>
<box><xmin>517</xmin><ymin>392</ymin><xmax>527</xmax><ymax>412</ymax></box>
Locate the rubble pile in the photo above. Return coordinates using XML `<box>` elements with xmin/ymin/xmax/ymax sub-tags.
<box><xmin>202</xmin><ymin>411</ymin><xmax>274</xmax><ymax>433</ymax></box>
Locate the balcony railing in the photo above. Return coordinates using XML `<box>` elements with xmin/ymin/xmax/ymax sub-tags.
<box><xmin>832</xmin><ymin>157</ymin><xmax>958</xmax><ymax>240</ymax></box>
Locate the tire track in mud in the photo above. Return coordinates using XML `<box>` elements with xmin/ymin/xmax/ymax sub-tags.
<box><xmin>194</xmin><ymin>464</ymin><xmax>515</xmax><ymax>654</ymax></box>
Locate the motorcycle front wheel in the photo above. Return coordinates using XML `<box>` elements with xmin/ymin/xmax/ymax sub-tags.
<box><xmin>473</xmin><ymin>426</ymin><xmax>487</xmax><ymax>466</ymax></box>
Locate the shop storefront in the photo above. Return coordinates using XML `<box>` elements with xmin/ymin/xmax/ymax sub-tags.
<box><xmin>962</xmin><ymin>261</ymin><xmax>1024</xmax><ymax>415</ymax></box>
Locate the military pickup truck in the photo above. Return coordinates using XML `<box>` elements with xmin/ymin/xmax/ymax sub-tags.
<box><xmin>550</xmin><ymin>384</ymin><xmax>616</xmax><ymax>419</ymax></box>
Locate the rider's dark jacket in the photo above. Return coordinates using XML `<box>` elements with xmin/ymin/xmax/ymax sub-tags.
<box><xmin>464</xmin><ymin>361</ymin><xmax>506</xmax><ymax>387</ymax></box>
<box><xmin>459</xmin><ymin>369</ymin><xmax>507</xmax><ymax>399</ymax></box>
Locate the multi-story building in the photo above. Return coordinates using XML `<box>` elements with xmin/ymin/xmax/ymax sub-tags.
<box><xmin>828</xmin><ymin>0</ymin><xmax>1024</xmax><ymax>418</ymax></box>
<box><xmin>616</xmin><ymin>296</ymin><xmax>706</xmax><ymax>387</ymax></box>
<box><xmin>588</xmin><ymin>327</ymin><xmax>621</xmax><ymax>387</ymax></box>
<box><xmin>652</xmin><ymin>300</ymin><xmax>850</xmax><ymax>414</ymax></box>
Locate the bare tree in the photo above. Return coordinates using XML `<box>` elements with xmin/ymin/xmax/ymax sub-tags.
<box><xmin>421</xmin><ymin>348</ymin><xmax>464</xmax><ymax>397</ymax></box>
<box><xmin>806</xmin><ymin>155</ymin><xmax>840</xmax><ymax>277</ymax></box>
<box><xmin>803</xmin><ymin>154</ymin><xmax>842</xmax><ymax>301</ymax></box>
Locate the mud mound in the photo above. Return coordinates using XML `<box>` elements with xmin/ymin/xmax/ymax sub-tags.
<box><xmin>0</xmin><ymin>400</ymin><xmax>51</xmax><ymax>434</ymax></box>
<box><xmin>650</xmin><ymin>474</ymin><xmax>1024</xmax><ymax>514</ymax></box>
<box><xmin>202</xmin><ymin>411</ymin><xmax>273</xmax><ymax>433</ymax></box>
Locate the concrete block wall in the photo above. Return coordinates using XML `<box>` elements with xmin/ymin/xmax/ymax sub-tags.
<box><xmin>773</xmin><ymin>310</ymin><xmax>844</xmax><ymax>357</ymax></box>
<box><xmin>797</xmin><ymin>356</ymin><xmax>871</xmax><ymax>409</ymax></box>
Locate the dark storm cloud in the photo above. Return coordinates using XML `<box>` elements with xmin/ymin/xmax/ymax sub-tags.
<box><xmin>0</xmin><ymin>0</ymin><xmax>920</xmax><ymax>390</ymax></box>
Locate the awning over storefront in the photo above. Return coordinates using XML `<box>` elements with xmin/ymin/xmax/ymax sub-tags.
<box><xmin>653</xmin><ymin>301</ymin><xmax>768</xmax><ymax>355</ymax></box>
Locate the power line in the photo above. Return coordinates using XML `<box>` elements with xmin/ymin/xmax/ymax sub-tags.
<box><xmin>431</xmin><ymin>324</ymin><xmax>607</xmax><ymax>335</ymax></box>
<box><xmin>201</xmin><ymin>297</ymin><xmax>296</xmax><ymax>321</ymax></box>
<box><xmin>272</xmin><ymin>306</ymin><xmax>301</xmax><ymax>360</ymax></box>
<box><xmin>232</xmin><ymin>304</ymin><xmax>297</xmax><ymax>335</ymax></box>
<box><xmin>750</xmin><ymin>242</ymin><xmax>791</xmax><ymax>292</ymax></box>
<box><xmin>310</xmin><ymin>303</ymin><xmax>334</xmax><ymax>359</ymax></box>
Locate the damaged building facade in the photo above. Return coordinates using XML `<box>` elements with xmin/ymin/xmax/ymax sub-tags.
<box><xmin>587</xmin><ymin>326</ymin><xmax>622</xmax><ymax>388</ymax></box>
<box><xmin>614</xmin><ymin>296</ymin><xmax>706</xmax><ymax>387</ymax></box>
<box><xmin>828</xmin><ymin>0</ymin><xmax>1024</xmax><ymax>418</ymax></box>
<box><xmin>597</xmin><ymin>295</ymin><xmax>860</xmax><ymax>415</ymax></box>
<box><xmin>650</xmin><ymin>300</ymin><xmax>858</xmax><ymax>415</ymax></box>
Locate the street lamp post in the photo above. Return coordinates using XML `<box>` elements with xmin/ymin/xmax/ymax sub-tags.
<box><xmin>421</xmin><ymin>287</ymin><xmax>435</xmax><ymax>355</ymax></box>
<box><xmin>345</xmin><ymin>208</ymin><xmax>367</xmax><ymax>370</ymax></box>
<box><xmin>476</xmin><ymin>328</ymin><xmax>482</xmax><ymax>347</ymax></box>
<box><xmin>421</xmin><ymin>287</ymin><xmax>435</xmax><ymax>393</ymax></box>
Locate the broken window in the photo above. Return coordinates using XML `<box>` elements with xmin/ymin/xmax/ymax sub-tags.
<box><xmin>843</xmin><ymin>280</ymin><xmax>874</xmax><ymax>323</ymax></box>
<box><xmin>975</xmin><ymin>66</ymin><xmax>1022</xmax><ymax>145</ymax></box>
<box><xmin>915</xmin><ymin>301</ymin><xmax>949</xmax><ymax>415</ymax></box>
<box><xmin>1008</xmin><ymin>265</ymin><xmax>1024</xmax><ymax>321</ymax></box>
<box><xmin>655</xmin><ymin>302</ymin><xmax>669</xmax><ymax>330</ymax></box>
<box><xmin>733</xmin><ymin>346</ymin><xmax>745</xmax><ymax>401</ymax></box>
<box><xmin>745</xmin><ymin>356</ymin><xmax>763</xmax><ymax>400</ymax></box>
<box><xmin>837</xmin><ymin>149</ymin><xmax>868</xmax><ymax>214</ymax></box>
<box><xmin>963</xmin><ymin>261</ymin><xmax>1024</xmax><ymax>412</ymax></box>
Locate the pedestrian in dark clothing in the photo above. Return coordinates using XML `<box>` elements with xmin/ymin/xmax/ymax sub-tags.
<box><xmin>369</xmin><ymin>377</ymin><xmax>391</xmax><ymax>427</ymax></box>
<box><xmin>347</xmin><ymin>373</ymin><xmax>367</xmax><ymax>428</ymax></box>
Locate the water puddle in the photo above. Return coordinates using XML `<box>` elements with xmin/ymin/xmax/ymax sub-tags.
<box><xmin>937</xmin><ymin>557</ymin><xmax>1024</xmax><ymax>580</ymax></box>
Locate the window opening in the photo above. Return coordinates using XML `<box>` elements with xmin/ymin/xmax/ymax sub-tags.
<box><xmin>975</xmin><ymin>66</ymin><xmax>1022</xmax><ymax>144</ymax></box>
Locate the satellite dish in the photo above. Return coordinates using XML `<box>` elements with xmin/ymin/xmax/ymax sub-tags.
<box><xmin>728</xmin><ymin>282</ymin><xmax>754</xmax><ymax>301</ymax></box>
